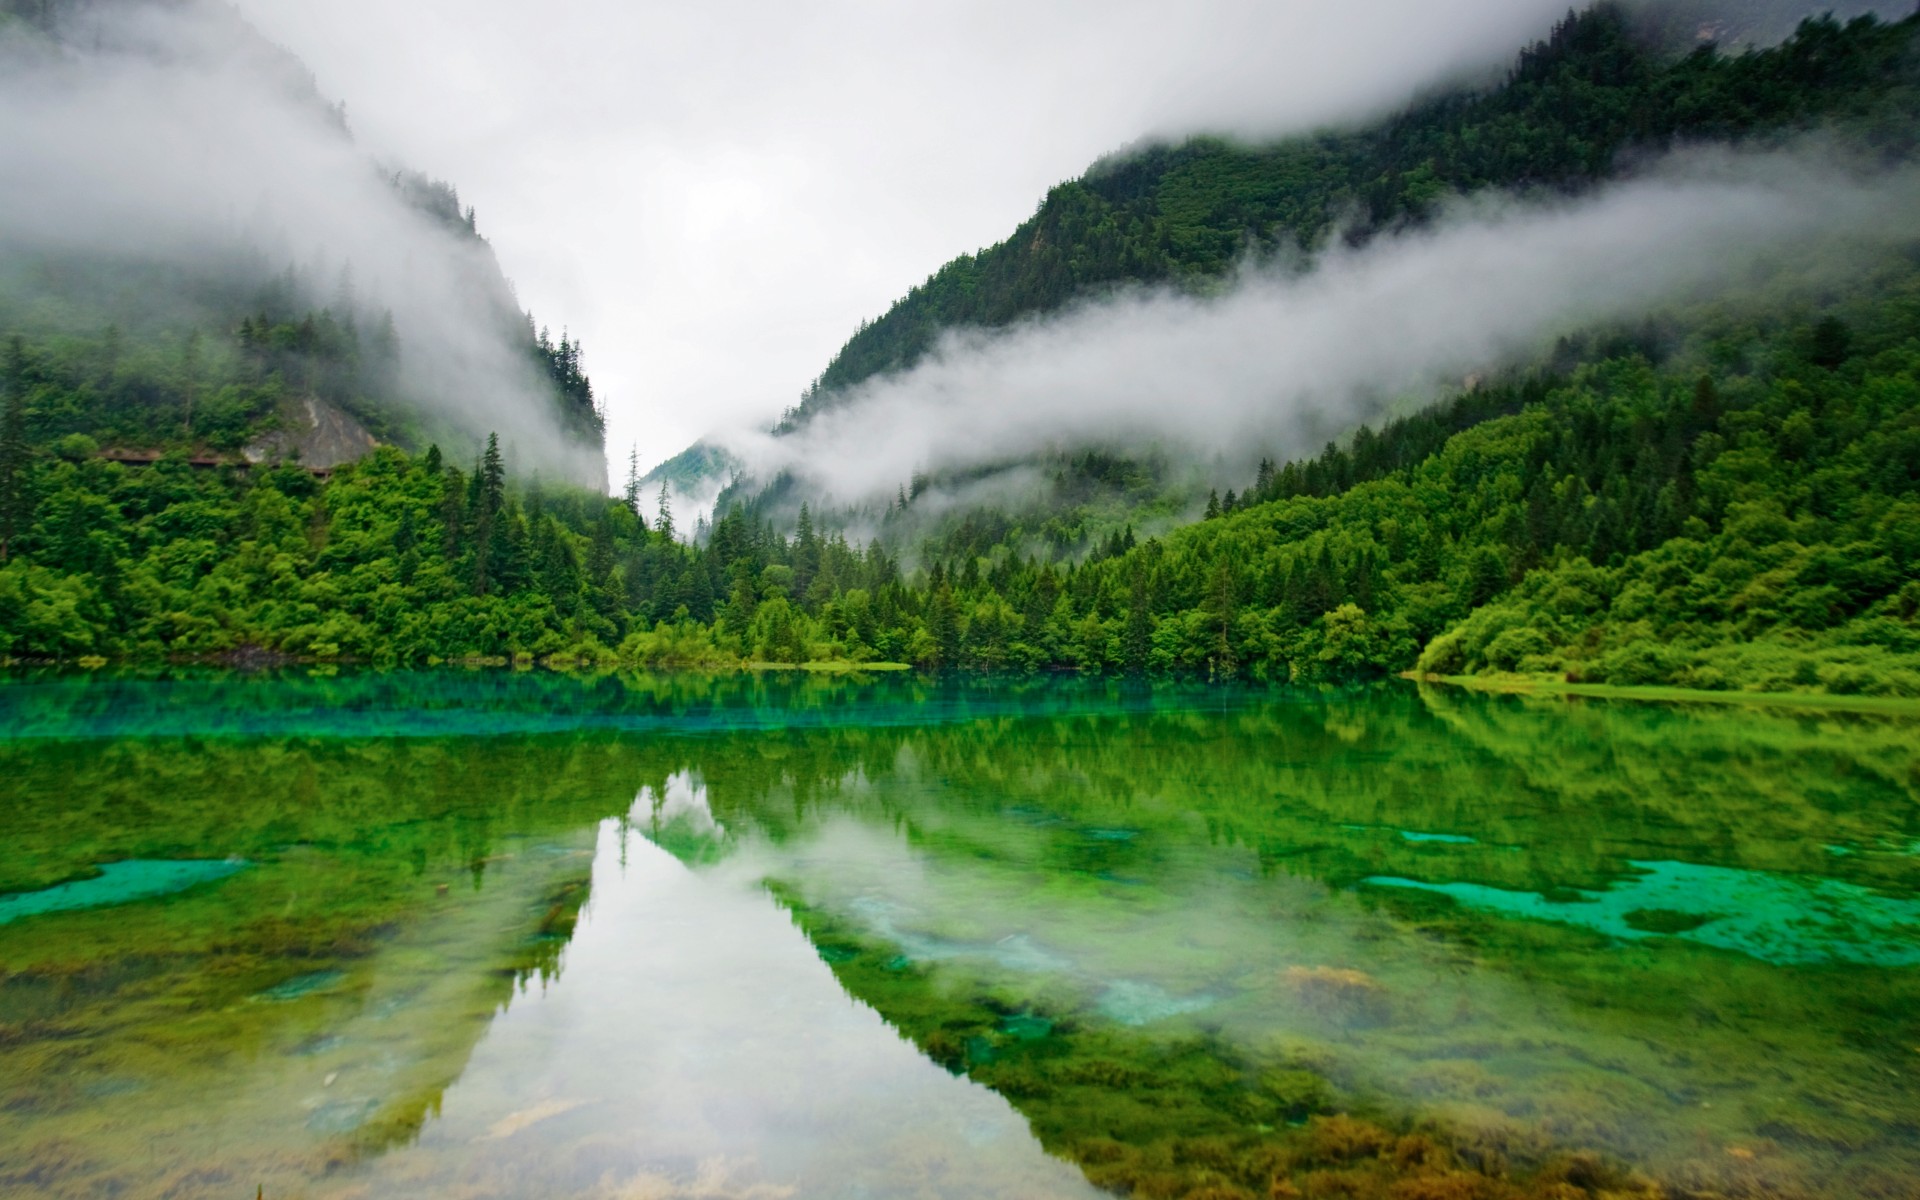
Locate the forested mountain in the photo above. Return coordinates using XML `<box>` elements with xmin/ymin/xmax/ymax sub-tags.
<box><xmin>0</xmin><ymin>0</ymin><xmax>604</xmax><ymax>483</ymax></box>
<box><xmin>2</xmin><ymin>2</ymin><xmax>1917</xmax><ymax>701</ymax></box>
<box><xmin>771</xmin><ymin>2</ymin><xmax>1913</xmax><ymax>430</ymax></box>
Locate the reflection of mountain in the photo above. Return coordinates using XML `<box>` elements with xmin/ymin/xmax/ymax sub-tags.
<box><xmin>5</xmin><ymin>673</ymin><xmax>1918</xmax><ymax>1197</ymax></box>
<box><xmin>0</xmin><ymin>733</ymin><xmax>619</xmax><ymax>1196</ymax></box>
<box><xmin>611</xmin><ymin>683</ymin><xmax>1920</xmax><ymax>1200</ymax></box>
<box><xmin>334</xmin><ymin>818</ymin><xmax>1101</xmax><ymax>1200</ymax></box>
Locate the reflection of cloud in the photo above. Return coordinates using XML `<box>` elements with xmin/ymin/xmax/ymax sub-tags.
<box><xmin>478</xmin><ymin>1097</ymin><xmax>587</xmax><ymax>1142</ymax></box>
<box><xmin>598</xmin><ymin>1157</ymin><xmax>796</xmax><ymax>1200</ymax></box>
<box><xmin>636</xmin><ymin>771</ymin><xmax>721</xmax><ymax>837</ymax></box>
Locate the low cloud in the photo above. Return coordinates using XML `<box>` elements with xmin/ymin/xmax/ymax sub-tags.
<box><xmin>704</xmin><ymin>150</ymin><xmax>1920</xmax><ymax>509</ymax></box>
<box><xmin>0</xmin><ymin>0</ymin><xmax>600</xmax><ymax>482</ymax></box>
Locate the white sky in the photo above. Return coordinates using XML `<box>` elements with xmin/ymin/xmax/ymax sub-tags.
<box><xmin>232</xmin><ymin>0</ymin><xmax>1584</xmax><ymax>478</ymax></box>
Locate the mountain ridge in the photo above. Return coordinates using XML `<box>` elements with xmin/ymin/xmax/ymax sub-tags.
<box><xmin>657</xmin><ymin>0</ymin><xmax>1907</xmax><ymax>520</ymax></box>
<box><xmin>0</xmin><ymin>0</ymin><xmax>606</xmax><ymax>485</ymax></box>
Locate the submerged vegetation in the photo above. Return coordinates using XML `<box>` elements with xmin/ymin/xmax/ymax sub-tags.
<box><xmin>2</xmin><ymin>671</ymin><xmax>1916</xmax><ymax>1197</ymax></box>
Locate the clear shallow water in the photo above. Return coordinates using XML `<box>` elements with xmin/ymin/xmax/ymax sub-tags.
<box><xmin>0</xmin><ymin>670</ymin><xmax>1916</xmax><ymax>1199</ymax></box>
<box><xmin>0</xmin><ymin>858</ymin><xmax>247</xmax><ymax>925</ymax></box>
<box><xmin>1367</xmin><ymin>859</ymin><xmax>1920</xmax><ymax>966</ymax></box>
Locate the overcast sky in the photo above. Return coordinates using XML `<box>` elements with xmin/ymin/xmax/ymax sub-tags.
<box><xmin>233</xmin><ymin>0</ymin><xmax>1589</xmax><ymax>476</ymax></box>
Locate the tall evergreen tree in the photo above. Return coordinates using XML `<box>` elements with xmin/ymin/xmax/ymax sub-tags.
<box><xmin>1207</xmin><ymin>560</ymin><xmax>1237</xmax><ymax>673</ymax></box>
<box><xmin>479</xmin><ymin>433</ymin><xmax>506</xmax><ymax>522</ymax></box>
<box><xmin>656</xmin><ymin>482</ymin><xmax>675</xmax><ymax>543</ymax></box>
<box><xmin>928</xmin><ymin>579</ymin><xmax>962</xmax><ymax>669</ymax></box>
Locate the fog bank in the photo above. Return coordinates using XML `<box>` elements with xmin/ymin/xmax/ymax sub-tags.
<box><xmin>705</xmin><ymin>151</ymin><xmax>1920</xmax><ymax>509</ymax></box>
<box><xmin>0</xmin><ymin>0</ymin><xmax>602</xmax><ymax>483</ymax></box>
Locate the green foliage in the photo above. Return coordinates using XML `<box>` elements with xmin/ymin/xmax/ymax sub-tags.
<box><xmin>5</xmin><ymin>5</ymin><xmax>1919</xmax><ymax>695</ymax></box>
<box><xmin>4</xmin><ymin>280</ymin><xmax>1918</xmax><ymax>696</ymax></box>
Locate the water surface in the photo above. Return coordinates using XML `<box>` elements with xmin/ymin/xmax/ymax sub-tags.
<box><xmin>1</xmin><ymin>671</ymin><xmax>1915</xmax><ymax>1199</ymax></box>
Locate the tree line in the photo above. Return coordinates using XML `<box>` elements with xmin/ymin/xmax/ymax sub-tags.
<box><xmin>4</xmin><ymin>283</ymin><xmax>1916</xmax><ymax>697</ymax></box>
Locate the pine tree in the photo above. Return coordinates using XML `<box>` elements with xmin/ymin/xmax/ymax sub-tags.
<box><xmin>181</xmin><ymin>331</ymin><xmax>202</xmax><ymax>440</ymax></box>
<box><xmin>656</xmin><ymin>482</ymin><xmax>675</xmax><ymax>543</ymax></box>
<box><xmin>928</xmin><ymin>579</ymin><xmax>962</xmax><ymax>669</ymax></box>
<box><xmin>1207</xmin><ymin>560</ymin><xmax>1237</xmax><ymax>673</ymax></box>
<box><xmin>480</xmin><ymin>433</ymin><xmax>506</xmax><ymax>521</ymax></box>
<box><xmin>467</xmin><ymin>433</ymin><xmax>507</xmax><ymax>596</ymax></box>
<box><xmin>794</xmin><ymin>504</ymin><xmax>820</xmax><ymax>597</ymax></box>
<box><xmin>624</xmin><ymin>445</ymin><xmax>643</xmax><ymax>516</ymax></box>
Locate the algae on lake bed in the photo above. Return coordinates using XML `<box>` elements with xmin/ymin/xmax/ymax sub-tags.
<box><xmin>0</xmin><ymin>670</ymin><xmax>1916</xmax><ymax>1198</ymax></box>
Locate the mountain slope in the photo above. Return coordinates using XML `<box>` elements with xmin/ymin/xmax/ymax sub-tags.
<box><xmin>5</xmin><ymin>0</ymin><xmax>1918</xmax><ymax>698</ymax></box>
<box><xmin>0</xmin><ymin>0</ymin><xmax>604</xmax><ymax>484</ymax></box>
<box><xmin>784</xmin><ymin>2</ymin><xmax>1912</xmax><ymax>433</ymax></box>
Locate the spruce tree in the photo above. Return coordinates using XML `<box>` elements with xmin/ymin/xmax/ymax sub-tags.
<box><xmin>1207</xmin><ymin>560</ymin><xmax>1237</xmax><ymax>673</ymax></box>
<box><xmin>655</xmin><ymin>482</ymin><xmax>675</xmax><ymax>543</ymax></box>
<box><xmin>480</xmin><ymin>433</ymin><xmax>506</xmax><ymax>521</ymax></box>
<box><xmin>928</xmin><ymin>580</ymin><xmax>961</xmax><ymax>669</ymax></box>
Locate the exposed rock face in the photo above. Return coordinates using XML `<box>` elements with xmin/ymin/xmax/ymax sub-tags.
<box><xmin>246</xmin><ymin>396</ymin><xmax>379</xmax><ymax>470</ymax></box>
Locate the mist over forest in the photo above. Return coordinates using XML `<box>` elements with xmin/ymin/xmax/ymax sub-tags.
<box><xmin>709</xmin><ymin>151</ymin><xmax>1920</xmax><ymax>522</ymax></box>
<box><xmin>1</xmin><ymin>0</ymin><xmax>1917</xmax><ymax>703</ymax></box>
<box><xmin>5</xmin><ymin>9</ymin><xmax>1920</xmax><ymax>1200</ymax></box>
<box><xmin>663</xmin><ymin>0</ymin><xmax>1917</xmax><ymax>538</ymax></box>
<box><xmin>0</xmin><ymin>0</ymin><xmax>604</xmax><ymax>483</ymax></box>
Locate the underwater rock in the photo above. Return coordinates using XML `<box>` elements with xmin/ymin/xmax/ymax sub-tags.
<box><xmin>477</xmin><ymin>1098</ymin><xmax>585</xmax><ymax>1142</ymax></box>
<box><xmin>1282</xmin><ymin>966</ymin><xmax>1391</xmax><ymax>1027</ymax></box>
<box><xmin>1366</xmin><ymin>860</ymin><xmax>1920</xmax><ymax>966</ymax></box>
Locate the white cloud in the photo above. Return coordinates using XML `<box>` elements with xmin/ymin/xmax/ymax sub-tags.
<box><xmin>231</xmin><ymin>0</ymin><xmax>1622</xmax><ymax>474</ymax></box>
<box><xmin>706</xmin><ymin>152</ymin><xmax>1920</xmax><ymax>505</ymax></box>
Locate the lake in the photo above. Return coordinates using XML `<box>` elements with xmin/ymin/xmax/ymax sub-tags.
<box><xmin>1</xmin><ymin>671</ymin><xmax>1916</xmax><ymax>1199</ymax></box>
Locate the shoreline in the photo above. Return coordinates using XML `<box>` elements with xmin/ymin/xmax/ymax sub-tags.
<box><xmin>1408</xmin><ymin>672</ymin><xmax>1920</xmax><ymax>716</ymax></box>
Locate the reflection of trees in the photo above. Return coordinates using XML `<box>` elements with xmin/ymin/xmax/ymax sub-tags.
<box><xmin>690</xmin><ymin>686</ymin><xmax>1920</xmax><ymax>1200</ymax></box>
<box><xmin>4</xmin><ymin>671</ymin><xmax>1917</xmax><ymax>1196</ymax></box>
<box><xmin>677</xmin><ymin>681</ymin><xmax>1920</xmax><ymax>898</ymax></box>
<box><xmin>0</xmin><ymin>730</ymin><xmax>626</xmax><ymax>1195</ymax></box>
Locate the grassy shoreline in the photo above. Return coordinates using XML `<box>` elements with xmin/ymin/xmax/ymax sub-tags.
<box><xmin>7</xmin><ymin>655</ymin><xmax>1917</xmax><ymax>715</ymax></box>
<box><xmin>1410</xmin><ymin>672</ymin><xmax>1920</xmax><ymax>716</ymax></box>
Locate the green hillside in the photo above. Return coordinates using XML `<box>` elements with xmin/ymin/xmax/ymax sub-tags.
<box><xmin>3</xmin><ymin>3</ymin><xmax>1917</xmax><ymax>698</ymax></box>
<box><xmin>0</xmin><ymin>0</ymin><xmax>604</xmax><ymax>478</ymax></box>
<box><xmin>782</xmin><ymin>4</ymin><xmax>1919</xmax><ymax>427</ymax></box>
